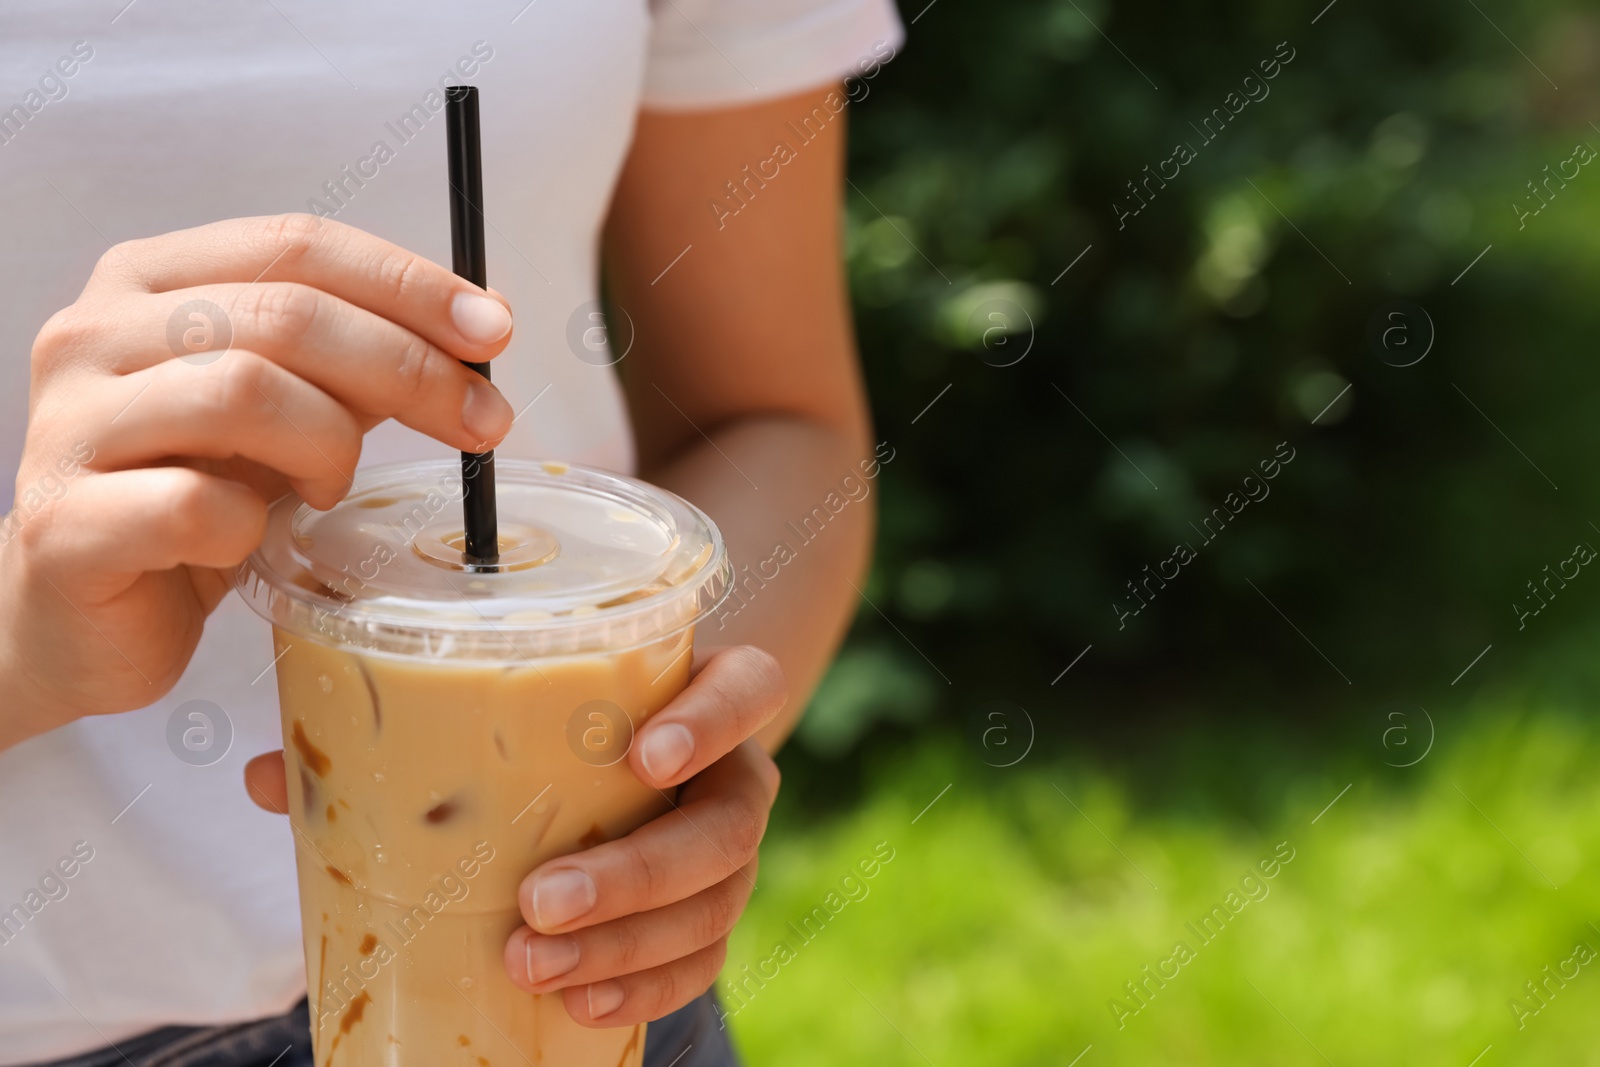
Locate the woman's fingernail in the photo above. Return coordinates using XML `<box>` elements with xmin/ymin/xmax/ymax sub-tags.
<box><xmin>532</xmin><ymin>868</ymin><xmax>597</xmax><ymax>929</ymax></box>
<box><xmin>525</xmin><ymin>936</ymin><xmax>581</xmax><ymax>984</ymax></box>
<box><xmin>452</xmin><ymin>291</ymin><xmax>513</xmax><ymax>344</ymax></box>
<box><xmin>462</xmin><ymin>378</ymin><xmax>513</xmax><ymax>444</ymax></box>
<box><xmin>586</xmin><ymin>980</ymin><xmax>625</xmax><ymax>1020</ymax></box>
<box><xmin>639</xmin><ymin>723</ymin><xmax>694</xmax><ymax>781</ymax></box>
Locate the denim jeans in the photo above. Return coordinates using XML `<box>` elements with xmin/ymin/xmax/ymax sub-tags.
<box><xmin>25</xmin><ymin>993</ymin><xmax>738</xmax><ymax>1067</ymax></box>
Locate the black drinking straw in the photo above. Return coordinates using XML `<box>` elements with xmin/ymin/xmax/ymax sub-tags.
<box><xmin>445</xmin><ymin>85</ymin><xmax>499</xmax><ymax>566</ymax></box>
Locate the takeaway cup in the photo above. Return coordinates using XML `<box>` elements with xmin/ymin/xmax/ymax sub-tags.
<box><xmin>236</xmin><ymin>458</ymin><xmax>730</xmax><ymax>1067</ymax></box>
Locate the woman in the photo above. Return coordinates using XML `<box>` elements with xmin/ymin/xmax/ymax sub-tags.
<box><xmin>0</xmin><ymin>2</ymin><xmax>899</xmax><ymax>1064</ymax></box>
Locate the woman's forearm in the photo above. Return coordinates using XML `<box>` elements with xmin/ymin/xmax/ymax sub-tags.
<box><xmin>0</xmin><ymin>552</ymin><xmax>85</xmax><ymax>753</ymax></box>
<box><xmin>603</xmin><ymin>90</ymin><xmax>877</xmax><ymax>752</ymax></box>
<box><xmin>642</xmin><ymin>415</ymin><xmax>876</xmax><ymax>753</ymax></box>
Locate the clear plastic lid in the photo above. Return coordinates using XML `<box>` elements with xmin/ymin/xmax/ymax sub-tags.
<box><xmin>235</xmin><ymin>459</ymin><xmax>731</xmax><ymax>661</ymax></box>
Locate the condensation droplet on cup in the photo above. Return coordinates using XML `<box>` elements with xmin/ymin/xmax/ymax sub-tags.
<box><xmin>460</xmin><ymin>977</ymin><xmax>474</xmax><ymax>989</ymax></box>
<box><xmin>373</xmin><ymin>845</ymin><xmax>387</xmax><ymax>865</ymax></box>
<box><xmin>372</xmin><ymin>772</ymin><xmax>385</xmax><ymax>783</ymax></box>
<box><xmin>317</xmin><ymin>674</ymin><xmax>334</xmax><ymax>694</ymax></box>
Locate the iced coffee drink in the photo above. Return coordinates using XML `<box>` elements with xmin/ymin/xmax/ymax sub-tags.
<box><xmin>237</xmin><ymin>459</ymin><xmax>730</xmax><ymax>1067</ymax></box>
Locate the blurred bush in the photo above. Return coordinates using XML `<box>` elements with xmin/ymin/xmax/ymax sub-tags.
<box><xmin>808</xmin><ymin>0</ymin><xmax>1600</xmax><ymax>761</ymax></box>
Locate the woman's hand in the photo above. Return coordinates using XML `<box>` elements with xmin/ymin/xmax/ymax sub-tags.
<box><xmin>1</xmin><ymin>214</ymin><xmax>515</xmax><ymax>747</ymax></box>
<box><xmin>502</xmin><ymin>646</ymin><xmax>785</xmax><ymax>1027</ymax></box>
<box><xmin>242</xmin><ymin>646</ymin><xmax>786</xmax><ymax>1026</ymax></box>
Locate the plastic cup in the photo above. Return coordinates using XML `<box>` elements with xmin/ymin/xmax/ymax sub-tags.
<box><xmin>236</xmin><ymin>458</ymin><xmax>730</xmax><ymax>1067</ymax></box>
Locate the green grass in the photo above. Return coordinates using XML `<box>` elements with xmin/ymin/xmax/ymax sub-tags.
<box><xmin>722</xmin><ymin>707</ymin><xmax>1600</xmax><ymax>1065</ymax></box>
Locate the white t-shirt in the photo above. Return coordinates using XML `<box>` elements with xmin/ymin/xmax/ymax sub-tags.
<box><xmin>0</xmin><ymin>2</ymin><xmax>902</xmax><ymax>1061</ymax></box>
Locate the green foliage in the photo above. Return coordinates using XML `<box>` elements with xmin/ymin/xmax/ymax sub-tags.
<box><xmin>796</xmin><ymin>645</ymin><xmax>937</xmax><ymax>756</ymax></box>
<box><xmin>818</xmin><ymin>0</ymin><xmax>1600</xmax><ymax>750</ymax></box>
<box><xmin>769</xmin><ymin>6</ymin><xmax>1600</xmax><ymax>1058</ymax></box>
<box><xmin>735</xmin><ymin>707</ymin><xmax>1600</xmax><ymax>1064</ymax></box>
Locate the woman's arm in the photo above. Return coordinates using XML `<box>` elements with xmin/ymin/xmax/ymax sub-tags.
<box><xmin>492</xmin><ymin>86</ymin><xmax>877</xmax><ymax>1027</ymax></box>
<box><xmin>602</xmin><ymin>84</ymin><xmax>875</xmax><ymax>751</ymax></box>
